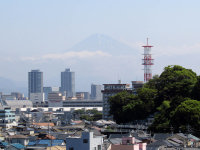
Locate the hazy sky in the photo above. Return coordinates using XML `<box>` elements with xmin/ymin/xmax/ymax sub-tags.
<box><xmin>1</xmin><ymin>0</ymin><xmax>200</xmax><ymax>92</ymax></box>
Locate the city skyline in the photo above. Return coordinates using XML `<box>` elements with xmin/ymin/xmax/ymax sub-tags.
<box><xmin>1</xmin><ymin>1</ymin><xmax>200</xmax><ymax>93</ymax></box>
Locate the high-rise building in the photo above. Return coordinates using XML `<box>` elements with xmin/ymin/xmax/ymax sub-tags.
<box><xmin>28</xmin><ymin>70</ymin><xmax>43</xmax><ymax>98</ymax></box>
<box><xmin>91</xmin><ymin>84</ymin><xmax>102</xmax><ymax>100</ymax></box>
<box><xmin>61</xmin><ymin>68</ymin><xmax>75</xmax><ymax>98</ymax></box>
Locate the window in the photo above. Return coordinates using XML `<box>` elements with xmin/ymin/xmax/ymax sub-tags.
<box><xmin>98</xmin><ymin>145</ymin><xmax>101</xmax><ymax>150</ymax></box>
<box><xmin>83</xmin><ymin>139</ymin><xmax>88</xmax><ymax>143</ymax></box>
<box><xmin>69</xmin><ymin>147</ymin><xmax>74</xmax><ymax>150</ymax></box>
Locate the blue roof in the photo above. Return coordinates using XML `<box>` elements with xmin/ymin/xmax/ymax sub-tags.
<box><xmin>27</xmin><ymin>141</ymin><xmax>36</xmax><ymax>146</ymax></box>
<box><xmin>28</xmin><ymin>139</ymin><xmax>64</xmax><ymax>147</ymax></box>
<box><xmin>11</xmin><ymin>143</ymin><xmax>25</xmax><ymax>149</ymax></box>
<box><xmin>0</xmin><ymin>142</ymin><xmax>8</xmax><ymax>146</ymax></box>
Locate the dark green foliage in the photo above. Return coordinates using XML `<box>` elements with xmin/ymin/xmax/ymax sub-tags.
<box><xmin>171</xmin><ymin>100</ymin><xmax>200</xmax><ymax>133</ymax></box>
<box><xmin>137</xmin><ymin>88</ymin><xmax>157</xmax><ymax>114</ymax></box>
<box><xmin>74</xmin><ymin>109</ymin><xmax>85</xmax><ymax>115</ymax></box>
<box><xmin>93</xmin><ymin>112</ymin><xmax>103</xmax><ymax>121</ymax></box>
<box><xmin>148</xmin><ymin>65</ymin><xmax>199</xmax><ymax>133</ymax></box>
<box><xmin>109</xmin><ymin>91</ymin><xmax>137</xmax><ymax>123</ymax></box>
<box><xmin>157</xmin><ymin>65</ymin><xmax>197</xmax><ymax>102</ymax></box>
<box><xmin>192</xmin><ymin>76</ymin><xmax>200</xmax><ymax>100</ymax></box>
<box><xmin>109</xmin><ymin>88</ymin><xmax>157</xmax><ymax>124</ymax></box>
<box><xmin>149</xmin><ymin>101</ymin><xmax>171</xmax><ymax>132</ymax></box>
<box><xmin>109</xmin><ymin>65</ymin><xmax>200</xmax><ymax>134</ymax></box>
<box><xmin>80</xmin><ymin>114</ymin><xmax>94</xmax><ymax>121</ymax></box>
<box><xmin>74</xmin><ymin>109</ymin><xmax>102</xmax><ymax>121</ymax></box>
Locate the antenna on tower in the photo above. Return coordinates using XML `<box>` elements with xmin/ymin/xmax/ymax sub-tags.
<box><xmin>142</xmin><ymin>38</ymin><xmax>154</xmax><ymax>82</ymax></box>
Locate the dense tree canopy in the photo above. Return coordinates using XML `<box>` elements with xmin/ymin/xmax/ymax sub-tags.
<box><xmin>171</xmin><ymin>100</ymin><xmax>200</xmax><ymax>132</ymax></box>
<box><xmin>192</xmin><ymin>76</ymin><xmax>200</xmax><ymax>100</ymax></box>
<box><xmin>109</xmin><ymin>88</ymin><xmax>157</xmax><ymax>124</ymax></box>
<box><xmin>109</xmin><ymin>91</ymin><xmax>138</xmax><ymax>123</ymax></box>
<box><xmin>109</xmin><ymin>65</ymin><xmax>200</xmax><ymax>134</ymax></box>
<box><xmin>155</xmin><ymin>65</ymin><xmax>197</xmax><ymax>106</ymax></box>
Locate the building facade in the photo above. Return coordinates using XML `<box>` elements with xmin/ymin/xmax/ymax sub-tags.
<box><xmin>76</xmin><ymin>92</ymin><xmax>85</xmax><ymax>100</ymax></box>
<box><xmin>63</xmin><ymin>100</ymin><xmax>103</xmax><ymax>107</ymax></box>
<box><xmin>61</xmin><ymin>69</ymin><xmax>75</xmax><ymax>98</ymax></box>
<box><xmin>48</xmin><ymin>92</ymin><xmax>65</xmax><ymax>107</ymax></box>
<box><xmin>28</xmin><ymin>70</ymin><xmax>43</xmax><ymax>98</ymax></box>
<box><xmin>132</xmin><ymin>81</ymin><xmax>144</xmax><ymax>94</ymax></box>
<box><xmin>66</xmin><ymin>132</ymin><xmax>103</xmax><ymax>150</ymax></box>
<box><xmin>102</xmin><ymin>84</ymin><xmax>131</xmax><ymax>120</ymax></box>
<box><xmin>30</xmin><ymin>93</ymin><xmax>44</xmax><ymax>104</ymax></box>
<box><xmin>0</xmin><ymin>107</ymin><xmax>16</xmax><ymax>129</ymax></box>
<box><xmin>43</xmin><ymin>87</ymin><xmax>52</xmax><ymax>100</ymax></box>
<box><xmin>91</xmin><ymin>84</ymin><xmax>102</xmax><ymax>100</ymax></box>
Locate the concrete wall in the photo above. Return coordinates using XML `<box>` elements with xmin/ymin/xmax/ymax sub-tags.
<box><xmin>66</xmin><ymin>132</ymin><xmax>103</xmax><ymax>150</ymax></box>
<box><xmin>111</xmin><ymin>144</ymin><xmax>139</xmax><ymax>150</ymax></box>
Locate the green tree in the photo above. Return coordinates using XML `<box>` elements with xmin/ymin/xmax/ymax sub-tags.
<box><xmin>149</xmin><ymin>101</ymin><xmax>171</xmax><ymax>132</ymax></box>
<box><xmin>109</xmin><ymin>89</ymin><xmax>157</xmax><ymax>124</ymax></box>
<box><xmin>192</xmin><ymin>76</ymin><xmax>200</xmax><ymax>100</ymax></box>
<box><xmin>108</xmin><ymin>91</ymin><xmax>137</xmax><ymax>123</ymax></box>
<box><xmin>137</xmin><ymin>87</ymin><xmax>157</xmax><ymax>114</ymax></box>
<box><xmin>156</xmin><ymin>65</ymin><xmax>197</xmax><ymax>106</ymax></box>
<box><xmin>171</xmin><ymin>99</ymin><xmax>200</xmax><ymax>133</ymax></box>
<box><xmin>80</xmin><ymin>114</ymin><xmax>94</xmax><ymax>121</ymax></box>
<box><xmin>93</xmin><ymin>112</ymin><xmax>102</xmax><ymax>121</ymax></box>
<box><xmin>122</xmin><ymin>99</ymin><xmax>145</xmax><ymax>121</ymax></box>
<box><xmin>109</xmin><ymin>65</ymin><xmax>199</xmax><ymax>131</ymax></box>
<box><xmin>144</xmin><ymin>74</ymin><xmax>160</xmax><ymax>89</ymax></box>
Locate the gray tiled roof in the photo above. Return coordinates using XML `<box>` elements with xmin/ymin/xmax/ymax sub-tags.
<box><xmin>153</xmin><ymin>133</ymin><xmax>172</xmax><ymax>141</ymax></box>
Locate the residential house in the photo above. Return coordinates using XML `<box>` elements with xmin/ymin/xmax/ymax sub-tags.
<box><xmin>109</xmin><ymin>134</ymin><xmax>147</xmax><ymax>150</ymax></box>
<box><xmin>6</xmin><ymin>143</ymin><xmax>25</xmax><ymax>150</ymax></box>
<box><xmin>27</xmin><ymin>139</ymin><xmax>65</xmax><ymax>149</ymax></box>
<box><xmin>7</xmin><ymin>135</ymin><xmax>29</xmax><ymax>146</ymax></box>
<box><xmin>66</xmin><ymin>132</ymin><xmax>103</xmax><ymax>150</ymax></box>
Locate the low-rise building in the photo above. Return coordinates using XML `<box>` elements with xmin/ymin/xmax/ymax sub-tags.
<box><xmin>7</xmin><ymin>135</ymin><xmax>29</xmax><ymax>146</ymax></box>
<box><xmin>48</xmin><ymin>92</ymin><xmax>65</xmax><ymax>107</ymax></box>
<box><xmin>0</xmin><ymin>107</ymin><xmax>16</xmax><ymax>129</ymax></box>
<box><xmin>63</xmin><ymin>100</ymin><xmax>102</xmax><ymax>107</ymax></box>
<box><xmin>66</xmin><ymin>132</ymin><xmax>103</xmax><ymax>150</ymax></box>
<box><xmin>110</xmin><ymin>135</ymin><xmax>147</xmax><ymax>150</ymax></box>
<box><xmin>76</xmin><ymin>92</ymin><xmax>85</xmax><ymax>100</ymax></box>
<box><xmin>30</xmin><ymin>93</ymin><xmax>44</xmax><ymax>105</ymax></box>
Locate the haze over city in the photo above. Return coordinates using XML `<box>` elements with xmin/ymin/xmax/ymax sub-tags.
<box><xmin>1</xmin><ymin>0</ymin><xmax>200</xmax><ymax>94</ymax></box>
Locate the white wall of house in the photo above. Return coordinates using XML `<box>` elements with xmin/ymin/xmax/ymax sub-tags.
<box><xmin>66</xmin><ymin>132</ymin><xmax>103</xmax><ymax>150</ymax></box>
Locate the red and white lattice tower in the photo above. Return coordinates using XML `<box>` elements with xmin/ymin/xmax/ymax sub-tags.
<box><xmin>142</xmin><ymin>38</ymin><xmax>154</xmax><ymax>82</ymax></box>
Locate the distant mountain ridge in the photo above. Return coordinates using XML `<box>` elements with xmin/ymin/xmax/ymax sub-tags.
<box><xmin>0</xmin><ymin>34</ymin><xmax>140</xmax><ymax>95</ymax></box>
<box><xmin>67</xmin><ymin>34</ymin><xmax>139</xmax><ymax>55</ymax></box>
<box><xmin>0</xmin><ymin>77</ymin><xmax>27</xmax><ymax>96</ymax></box>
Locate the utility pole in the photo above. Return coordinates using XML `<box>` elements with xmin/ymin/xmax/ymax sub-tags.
<box><xmin>170</xmin><ymin>126</ymin><xmax>173</xmax><ymax>136</ymax></box>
